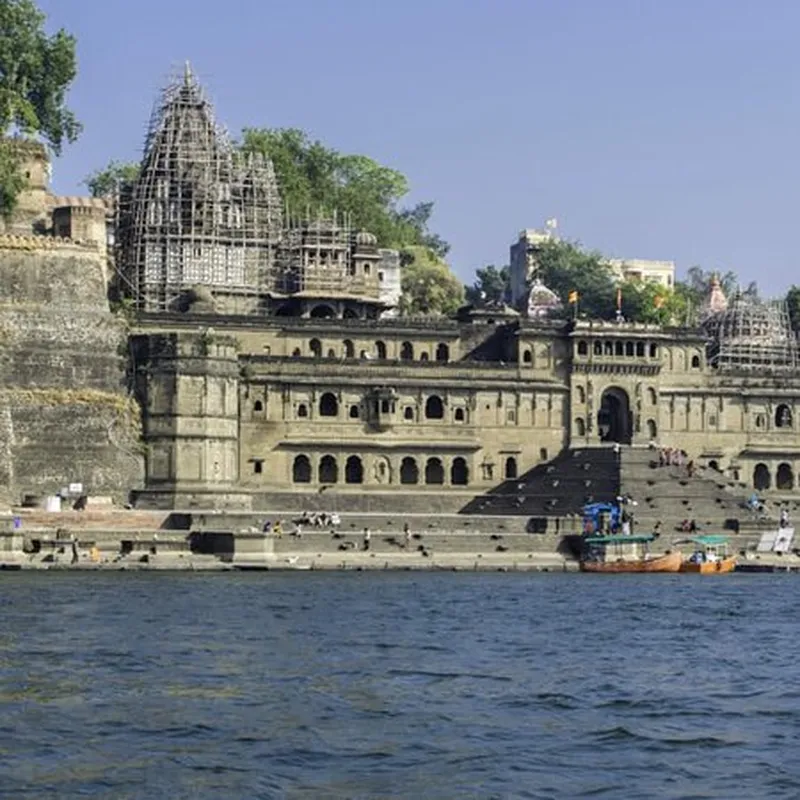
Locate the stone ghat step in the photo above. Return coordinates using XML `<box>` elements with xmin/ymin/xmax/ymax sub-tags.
<box><xmin>12</xmin><ymin>509</ymin><xmax>172</xmax><ymax>531</ymax></box>
<box><xmin>192</xmin><ymin>511</ymin><xmax>544</xmax><ymax>536</ymax></box>
<box><xmin>271</xmin><ymin>531</ymin><xmax>572</xmax><ymax>556</ymax></box>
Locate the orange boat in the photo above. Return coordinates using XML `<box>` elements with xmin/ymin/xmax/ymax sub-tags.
<box><xmin>580</xmin><ymin>534</ymin><xmax>682</xmax><ymax>573</ymax></box>
<box><xmin>679</xmin><ymin>536</ymin><xmax>737</xmax><ymax>574</ymax></box>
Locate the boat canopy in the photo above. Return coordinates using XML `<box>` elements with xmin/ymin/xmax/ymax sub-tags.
<box><xmin>675</xmin><ymin>535</ymin><xmax>730</xmax><ymax>547</ymax></box>
<box><xmin>583</xmin><ymin>534</ymin><xmax>656</xmax><ymax>545</ymax></box>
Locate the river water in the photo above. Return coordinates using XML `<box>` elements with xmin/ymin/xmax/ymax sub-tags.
<box><xmin>1</xmin><ymin>572</ymin><xmax>799</xmax><ymax>799</ymax></box>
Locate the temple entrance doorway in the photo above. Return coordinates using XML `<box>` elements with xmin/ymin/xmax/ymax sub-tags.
<box><xmin>597</xmin><ymin>387</ymin><xmax>632</xmax><ymax>444</ymax></box>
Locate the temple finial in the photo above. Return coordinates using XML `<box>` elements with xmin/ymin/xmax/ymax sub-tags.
<box><xmin>184</xmin><ymin>60</ymin><xmax>192</xmax><ymax>86</ymax></box>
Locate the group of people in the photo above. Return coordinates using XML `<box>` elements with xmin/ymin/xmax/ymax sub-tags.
<box><xmin>298</xmin><ymin>511</ymin><xmax>341</xmax><ymax>527</ymax></box>
<box><xmin>261</xmin><ymin>520</ymin><xmax>283</xmax><ymax>536</ymax></box>
<box><xmin>656</xmin><ymin>447</ymin><xmax>690</xmax><ymax>469</ymax></box>
<box><xmin>688</xmin><ymin>549</ymin><xmax>719</xmax><ymax>564</ymax></box>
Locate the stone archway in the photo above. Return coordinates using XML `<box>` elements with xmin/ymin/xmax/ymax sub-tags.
<box><xmin>597</xmin><ymin>387</ymin><xmax>633</xmax><ymax>444</ymax></box>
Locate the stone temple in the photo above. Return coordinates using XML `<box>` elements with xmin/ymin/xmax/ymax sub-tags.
<box><xmin>2</xmin><ymin>67</ymin><xmax>800</xmax><ymax>525</ymax></box>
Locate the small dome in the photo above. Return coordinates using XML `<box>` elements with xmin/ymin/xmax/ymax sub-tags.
<box><xmin>355</xmin><ymin>230</ymin><xmax>377</xmax><ymax>247</ymax></box>
<box><xmin>526</xmin><ymin>278</ymin><xmax>562</xmax><ymax>319</ymax></box>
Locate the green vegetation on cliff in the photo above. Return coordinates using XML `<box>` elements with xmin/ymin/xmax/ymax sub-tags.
<box><xmin>0</xmin><ymin>0</ymin><xmax>80</xmax><ymax>218</ymax></box>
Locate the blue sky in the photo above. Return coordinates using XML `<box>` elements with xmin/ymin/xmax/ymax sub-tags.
<box><xmin>38</xmin><ymin>0</ymin><xmax>800</xmax><ymax>295</ymax></box>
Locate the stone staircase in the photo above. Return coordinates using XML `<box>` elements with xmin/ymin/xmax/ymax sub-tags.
<box><xmin>619</xmin><ymin>448</ymin><xmax>775</xmax><ymax>538</ymax></box>
<box><xmin>12</xmin><ymin>508</ymin><xmax>176</xmax><ymax>531</ymax></box>
<box><xmin>460</xmin><ymin>447</ymin><xmax>620</xmax><ymax>517</ymax></box>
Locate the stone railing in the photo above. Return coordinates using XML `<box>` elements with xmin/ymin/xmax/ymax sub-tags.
<box><xmin>136</xmin><ymin>310</ymin><xmax>463</xmax><ymax>332</ymax></box>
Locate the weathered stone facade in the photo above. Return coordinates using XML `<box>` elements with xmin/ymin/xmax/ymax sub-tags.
<box><xmin>128</xmin><ymin>300</ymin><xmax>800</xmax><ymax>509</ymax></box>
<box><xmin>0</xmin><ymin>237</ymin><xmax>143</xmax><ymax>503</ymax></box>
<box><xmin>3</xmin><ymin>67</ymin><xmax>800</xmax><ymax>513</ymax></box>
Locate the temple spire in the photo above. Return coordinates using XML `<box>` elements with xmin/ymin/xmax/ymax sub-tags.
<box><xmin>184</xmin><ymin>60</ymin><xmax>193</xmax><ymax>87</ymax></box>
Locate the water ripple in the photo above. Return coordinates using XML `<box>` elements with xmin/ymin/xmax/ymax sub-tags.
<box><xmin>1</xmin><ymin>572</ymin><xmax>799</xmax><ymax>798</ymax></box>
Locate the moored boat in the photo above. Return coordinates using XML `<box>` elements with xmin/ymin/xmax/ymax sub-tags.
<box><xmin>579</xmin><ymin>534</ymin><xmax>682</xmax><ymax>573</ymax></box>
<box><xmin>678</xmin><ymin>535</ymin><xmax>736</xmax><ymax>573</ymax></box>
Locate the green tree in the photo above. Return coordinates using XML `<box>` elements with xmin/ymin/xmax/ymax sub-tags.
<box><xmin>240</xmin><ymin>127</ymin><xmax>448</xmax><ymax>255</ymax></box>
<box><xmin>84</xmin><ymin>160</ymin><xmax>139</xmax><ymax>198</ymax></box>
<box><xmin>785</xmin><ymin>286</ymin><xmax>800</xmax><ymax>332</ymax></box>
<box><xmin>465</xmin><ymin>264</ymin><xmax>509</xmax><ymax>305</ymax></box>
<box><xmin>618</xmin><ymin>280</ymin><xmax>688</xmax><ymax>326</ymax></box>
<box><xmin>0</xmin><ymin>0</ymin><xmax>80</xmax><ymax>217</ymax></box>
<box><xmin>399</xmin><ymin>245</ymin><xmax>464</xmax><ymax>316</ymax></box>
<box><xmin>532</xmin><ymin>239</ymin><xmax>617</xmax><ymax>319</ymax></box>
<box><xmin>677</xmin><ymin>266</ymin><xmax>758</xmax><ymax>313</ymax></box>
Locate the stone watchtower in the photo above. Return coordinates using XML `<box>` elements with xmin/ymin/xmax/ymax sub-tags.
<box><xmin>1</xmin><ymin>139</ymin><xmax>51</xmax><ymax>235</ymax></box>
<box><xmin>52</xmin><ymin>198</ymin><xmax>109</xmax><ymax>248</ymax></box>
<box><xmin>133</xmin><ymin>332</ymin><xmax>250</xmax><ymax>509</ymax></box>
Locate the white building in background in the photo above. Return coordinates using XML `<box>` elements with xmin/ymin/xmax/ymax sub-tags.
<box><xmin>606</xmin><ymin>258</ymin><xmax>675</xmax><ymax>289</ymax></box>
<box><xmin>508</xmin><ymin>223</ymin><xmax>676</xmax><ymax>309</ymax></box>
<box><xmin>378</xmin><ymin>248</ymin><xmax>402</xmax><ymax>317</ymax></box>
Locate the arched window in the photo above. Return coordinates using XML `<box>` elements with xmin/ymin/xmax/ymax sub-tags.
<box><xmin>649</xmin><ymin>343</ymin><xmax>658</xmax><ymax>358</ymax></box>
<box><xmin>755</xmin><ymin>414</ymin><xmax>766</xmax><ymax>429</ymax></box>
<box><xmin>576</xmin><ymin>386</ymin><xmax>586</xmax><ymax>404</ymax></box>
<box><xmin>625</xmin><ymin>342</ymin><xmax>634</xmax><ymax>357</ymax></box>
<box><xmin>297</xmin><ymin>404</ymin><xmax>308</xmax><ymax>418</ymax></box>
<box><xmin>753</xmin><ymin>463</ymin><xmax>771</xmax><ymax>491</ymax></box>
<box><xmin>343</xmin><ymin>307</ymin><xmax>359</xmax><ymax>319</ymax></box>
<box><xmin>575</xmin><ymin>418</ymin><xmax>586</xmax><ymax>436</ymax></box>
<box><xmin>327</xmin><ymin>348</ymin><xmax>336</xmax><ymax>358</ymax></box>
<box><xmin>403</xmin><ymin>406</ymin><xmax>414</xmax><ymax>421</ymax></box>
<box><xmin>400</xmin><ymin>341</ymin><xmax>414</xmax><ymax>361</ymax></box>
<box><xmin>319</xmin><ymin>392</ymin><xmax>338</xmax><ymax>417</ymax></box>
<box><xmin>647</xmin><ymin>387</ymin><xmax>657</xmax><ymax>405</ymax></box>
<box><xmin>345</xmin><ymin>455</ymin><xmax>364</xmax><ymax>484</ymax></box>
<box><xmin>343</xmin><ymin>339</ymin><xmax>355</xmax><ymax>358</ymax></box>
<box><xmin>646</xmin><ymin>419</ymin><xmax>658</xmax><ymax>440</ymax></box>
<box><xmin>615</xmin><ymin>342</ymin><xmax>623</xmax><ymax>357</ymax></box>
<box><xmin>776</xmin><ymin>404</ymin><xmax>793</xmax><ymax>428</ymax></box>
<box><xmin>349</xmin><ymin>404</ymin><xmax>360</xmax><ymax>419</ymax></box>
<box><xmin>310</xmin><ymin>305</ymin><xmax>335</xmax><ymax>319</ymax></box>
<box><xmin>253</xmin><ymin>400</ymin><xmax>263</xmax><ymax>412</ymax></box>
<box><xmin>420</xmin><ymin>352</ymin><xmax>429</xmax><ymax>362</ymax></box>
<box><xmin>594</xmin><ymin>341</ymin><xmax>603</xmax><ymax>355</ymax></box>
<box><xmin>292</xmin><ymin>348</ymin><xmax>301</xmax><ymax>357</ymax></box>
<box><xmin>454</xmin><ymin>408</ymin><xmax>465</xmax><ymax>422</ymax></box>
<box><xmin>451</xmin><ymin>457</ymin><xmax>468</xmax><ymax>485</ymax></box>
<box><xmin>309</xmin><ymin>338</ymin><xmax>322</xmax><ymax>358</ymax></box>
<box><xmin>425</xmin><ymin>395</ymin><xmax>444</xmax><ymax>419</ymax></box>
<box><xmin>436</xmin><ymin>343</ymin><xmax>450</xmax><ymax>362</ymax></box>
<box><xmin>425</xmin><ymin>457</ymin><xmax>445</xmax><ymax>485</ymax></box>
<box><xmin>522</xmin><ymin>349</ymin><xmax>532</xmax><ymax>364</ymax></box>
<box><xmin>292</xmin><ymin>455</ymin><xmax>311</xmax><ymax>483</ymax></box>
<box><xmin>604</xmin><ymin>341</ymin><xmax>613</xmax><ymax>356</ymax></box>
<box><xmin>636</xmin><ymin>342</ymin><xmax>644</xmax><ymax>357</ymax></box>
<box><xmin>505</xmin><ymin>456</ymin><xmax>518</xmax><ymax>480</ymax></box>
<box><xmin>691</xmin><ymin>354</ymin><xmax>701</xmax><ymax>369</ymax></box>
<box><xmin>577</xmin><ymin>341</ymin><xmax>588</xmax><ymax>356</ymax></box>
<box><xmin>777</xmin><ymin>463</ymin><xmax>794</xmax><ymax>491</ymax></box>
<box><xmin>375</xmin><ymin>340</ymin><xmax>387</xmax><ymax>359</ymax></box>
<box><xmin>400</xmin><ymin>457</ymin><xmax>419</xmax><ymax>485</ymax></box>
<box><xmin>319</xmin><ymin>455</ymin><xmax>338</xmax><ymax>483</ymax></box>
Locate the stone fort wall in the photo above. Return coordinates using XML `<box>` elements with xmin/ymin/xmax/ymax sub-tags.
<box><xmin>0</xmin><ymin>236</ymin><xmax>144</xmax><ymax>504</ymax></box>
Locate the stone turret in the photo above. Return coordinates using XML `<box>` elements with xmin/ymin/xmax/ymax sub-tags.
<box><xmin>1</xmin><ymin>139</ymin><xmax>51</xmax><ymax>235</ymax></box>
<box><xmin>51</xmin><ymin>197</ymin><xmax>109</xmax><ymax>248</ymax></box>
<box><xmin>133</xmin><ymin>331</ymin><xmax>250</xmax><ymax>509</ymax></box>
